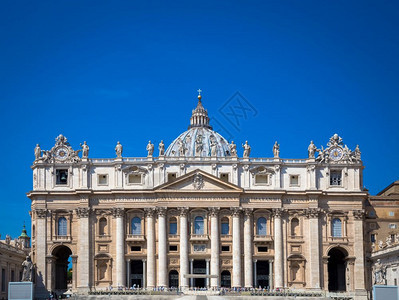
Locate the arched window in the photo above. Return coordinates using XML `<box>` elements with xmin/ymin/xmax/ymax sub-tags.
<box><xmin>169</xmin><ymin>217</ymin><xmax>177</xmax><ymax>235</ymax></box>
<box><xmin>131</xmin><ymin>217</ymin><xmax>142</xmax><ymax>235</ymax></box>
<box><xmin>194</xmin><ymin>216</ymin><xmax>204</xmax><ymax>235</ymax></box>
<box><xmin>99</xmin><ymin>217</ymin><xmax>107</xmax><ymax>236</ymax></box>
<box><xmin>221</xmin><ymin>217</ymin><xmax>229</xmax><ymax>235</ymax></box>
<box><xmin>58</xmin><ymin>217</ymin><xmax>67</xmax><ymax>236</ymax></box>
<box><xmin>257</xmin><ymin>217</ymin><xmax>267</xmax><ymax>236</ymax></box>
<box><xmin>332</xmin><ymin>218</ymin><xmax>342</xmax><ymax>237</ymax></box>
<box><xmin>291</xmin><ymin>218</ymin><xmax>300</xmax><ymax>236</ymax></box>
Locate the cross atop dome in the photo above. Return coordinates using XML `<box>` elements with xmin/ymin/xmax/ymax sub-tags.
<box><xmin>189</xmin><ymin>89</ymin><xmax>212</xmax><ymax>129</ymax></box>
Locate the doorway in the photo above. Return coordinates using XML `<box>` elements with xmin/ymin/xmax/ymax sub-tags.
<box><xmin>328</xmin><ymin>247</ymin><xmax>347</xmax><ymax>291</ymax></box>
<box><xmin>130</xmin><ymin>260</ymin><xmax>143</xmax><ymax>288</ymax></box>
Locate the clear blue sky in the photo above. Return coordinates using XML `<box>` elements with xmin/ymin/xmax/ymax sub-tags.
<box><xmin>1</xmin><ymin>0</ymin><xmax>398</xmax><ymax>238</ymax></box>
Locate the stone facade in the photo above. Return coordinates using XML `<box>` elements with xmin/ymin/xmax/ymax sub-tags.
<box><xmin>28</xmin><ymin>93</ymin><xmax>368</xmax><ymax>299</ymax></box>
<box><xmin>366</xmin><ymin>181</ymin><xmax>399</xmax><ymax>288</ymax></box>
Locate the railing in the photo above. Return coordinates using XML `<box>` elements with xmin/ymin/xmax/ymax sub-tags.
<box><xmin>126</xmin><ymin>234</ymin><xmax>146</xmax><ymax>241</ymax></box>
<box><xmin>168</xmin><ymin>234</ymin><xmax>180</xmax><ymax>240</ymax></box>
<box><xmin>96</xmin><ymin>235</ymin><xmax>112</xmax><ymax>241</ymax></box>
<box><xmin>221</xmin><ymin>234</ymin><xmax>232</xmax><ymax>240</ymax></box>
<box><xmin>254</xmin><ymin>235</ymin><xmax>273</xmax><ymax>242</ymax></box>
<box><xmin>53</xmin><ymin>235</ymin><xmax>72</xmax><ymax>242</ymax></box>
<box><xmin>190</xmin><ymin>234</ymin><xmax>209</xmax><ymax>241</ymax></box>
<box><xmin>328</xmin><ymin>236</ymin><xmax>348</xmax><ymax>243</ymax></box>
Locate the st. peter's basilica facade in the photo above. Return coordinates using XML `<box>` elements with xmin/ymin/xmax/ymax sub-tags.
<box><xmin>28</xmin><ymin>93</ymin><xmax>367</xmax><ymax>299</ymax></box>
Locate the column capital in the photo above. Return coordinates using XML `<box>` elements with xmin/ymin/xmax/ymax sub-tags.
<box><xmin>142</xmin><ymin>258</ymin><xmax>147</xmax><ymax>262</ymax></box>
<box><xmin>178</xmin><ymin>207</ymin><xmax>189</xmax><ymax>216</ymax></box>
<box><xmin>244</xmin><ymin>208</ymin><xmax>253</xmax><ymax>217</ymax></box>
<box><xmin>35</xmin><ymin>209</ymin><xmax>47</xmax><ymax>218</ymax></box>
<box><xmin>71</xmin><ymin>255</ymin><xmax>78</xmax><ymax>264</ymax></box>
<box><xmin>231</xmin><ymin>207</ymin><xmax>242</xmax><ymax>217</ymax></box>
<box><xmin>144</xmin><ymin>207</ymin><xmax>156</xmax><ymax>218</ymax></box>
<box><xmin>76</xmin><ymin>207</ymin><xmax>90</xmax><ymax>218</ymax></box>
<box><xmin>157</xmin><ymin>207</ymin><xmax>167</xmax><ymax>217</ymax></box>
<box><xmin>303</xmin><ymin>208</ymin><xmax>323</xmax><ymax>219</ymax></box>
<box><xmin>272</xmin><ymin>208</ymin><xmax>285</xmax><ymax>218</ymax></box>
<box><xmin>208</xmin><ymin>207</ymin><xmax>220</xmax><ymax>217</ymax></box>
<box><xmin>353</xmin><ymin>209</ymin><xmax>365</xmax><ymax>220</ymax></box>
<box><xmin>112</xmin><ymin>207</ymin><xmax>125</xmax><ymax>218</ymax></box>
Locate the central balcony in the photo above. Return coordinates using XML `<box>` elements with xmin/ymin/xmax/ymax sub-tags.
<box><xmin>190</xmin><ymin>234</ymin><xmax>209</xmax><ymax>242</ymax></box>
<box><xmin>53</xmin><ymin>235</ymin><xmax>72</xmax><ymax>242</ymax></box>
<box><xmin>126</xmin><ymin>234</ymin><xmax>146</xmax><ymax>242</ymax></box>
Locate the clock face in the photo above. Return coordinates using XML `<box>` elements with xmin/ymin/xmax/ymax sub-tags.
<box><xmin>329</xmin><ymin>147</ymin><xmax>343</xmax><ymax>161</ymax></box>
<box><xmin>55</xmin><ymin>147</ymin><xmax>69</xmax><ymax>160</ymax></box>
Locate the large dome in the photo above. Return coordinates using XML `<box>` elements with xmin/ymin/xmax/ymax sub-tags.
<box><xmin>165</xmin><ymin>92</ymin><xmax>231</xmax><ymax>158</ymax></box>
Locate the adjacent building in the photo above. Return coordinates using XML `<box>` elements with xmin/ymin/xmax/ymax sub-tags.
<box><xmin>366</xmin><ymin>180</ymin><xmax>399</xmax><ymax>288</ymax></box>
<box><xmin>28</xmin><ymin>93</ymin><xmax>368</xmax><ymax>299</ymax></box>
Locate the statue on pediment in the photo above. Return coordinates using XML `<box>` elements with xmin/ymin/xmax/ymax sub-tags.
<box><xmin>242</xmin><ymin>141</ymin><xmax>251</xmax><ymax>158</ymax></box>
<box><xmin>115</xmin><ymin>141</ymin><xmax>123</xmax><ymax>158</ymax></box>
<box><xmin>80</xmin><ymin>141</ymin><xmax>89</xmax><ymax>158</ymax></box>
<box><xmin>229</xmin><ymin>141</ymin><xmax>237</xmax><ymax>157</ymax></box>
<box><xmin>273</xmin><ymin>141</ymin><xmax>280</xmax><ymax>158</ymax></box>
<box><xmin>373</xmin><ymin>259</ymin><xmax>386</xmax><ymax>285</ymax></box>
<box><xmin>159</xmin><ymin>140</ymin><xmax>165</xmax><ymax>156</ymax></box>
<box><xmin>308</xmin><ymin>141</ymin><xmax>317</xmax><ymax>158</ymax></box>
<box><xmin>34</xmin><ymin>144</ymin><xmax>41</xmax><ymax>160</ymax></box>
<box><xmin>146</xmin><ymin>140</ymin><xmax>154</xmax><ymax>157</ymax></box>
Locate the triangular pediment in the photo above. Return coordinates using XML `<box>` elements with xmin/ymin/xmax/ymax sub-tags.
<box><xmin>155</xmin><ymin>169</ymin><xmax>242</xmax><ymax>192</ymax></box>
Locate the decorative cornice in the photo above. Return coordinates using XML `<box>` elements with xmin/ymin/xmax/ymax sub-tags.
<box><xmin>76</xmin><ymin>207</ymin><xmax>90</xmax><ymax>218</ymax></box>
<box><xmin>112</xmin><ymin>207</ymin><xmax>124</xmax><ymax>218</ymax></box>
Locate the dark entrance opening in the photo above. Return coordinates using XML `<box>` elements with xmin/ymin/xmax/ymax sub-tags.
<box><xmin>53</xmin><ymin>246</ymin><xmax>72</xmax><ymax>291</ymax></box>
<box><xmin>221</xmin><ymin>270</ymin><xmax>231</xmax><ymax>288</ymax></box>
<box><xmin>193</xmin><ymin>260</ymin><xmax>206</xmax><ymax>288</ymax></box>
<box><xmin>169</xmin><ymin>270</ymin><xmax>179</xmax><ymax>288</ymax></box>
<box><xmin>328</xmin><ymin>248</ymin><xmax>347</xmax><ymax>291</ymax></box>
<box><xmin>256</xmin><ymin>260</ymin><xmax>269</xmax><ymax>288</ymax></box>
<box><xmin>130</xmin><ymin>260</ymin><xmax>143</xmax><ymax>288</ymax></box>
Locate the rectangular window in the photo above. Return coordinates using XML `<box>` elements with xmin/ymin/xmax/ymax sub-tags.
<box><xmin>389</xmin><ymin>224</ymin><xmax>397</xmax><ymax>229</ymax></box>
<box><xmin>167</xmin><ymin>173</ymin><xmax>177</xmax><ymax>182</ymax></box>
<box><xmin>128</xmin><ymin>174</ymin><xmax>141</xmax><ymax>184</ymax></box>
<box><xmin>221</xmin><ymin>223</ymin><xmax>229</xmax><ymax>235</ymax></box>
<box><xmin>98</xmin><ymin>174</ymin><xmax>108</xmax><ymax>185</ymax></box>
<box><xmin>1</xmin><ymin>268</ymin><xmax>5</xmax><ymax>292</ymax></box>
<box><xmin>369</xmin><ymin>211</ymin><xmax>376</xmax><ymax>217</ymax></box>
<box><xmin>221</xmin><ymin>245</ymin><xmax>230</xmax><ymax>252</ymax></box>
<box><xmin>220</xmin><ymin>173</ymin><xmax>229</xmax><ymax>183</ymax></box>
<box><xmin>56</xmin><ymin>169</ymin><xmax>68</xmax><ymax>185</ymax></box>
<box><xmin>371</xmin><ymin>234</ymin><xmax>376</xmax><ymax>243</ymax></box>
<box><xmin>290</xmin><ymin>175</ymin><xmax>299</xmax><ymax>186</ymax></box>
<box><xmin>255</xmin><ymin>174</ymin><xmax>268</xmax><ymax>185</ymax></box>
<box><xmin>258</xmin><ymin>246</ymin><xmax>268</xmax><ymax>252</ymax></box>
<box><xmin>369</xmin><ymin>223</ymin><xmax>376</xmax><ymax>229</ymax></box>
<box><xmin>169</xmin><ymin>223</ymin><xmax>177</xmax><ymax>235</ymax></box>
<box><xmin>169</xmin><ymin>245</ymin><xmax>178</xmax><ymax>251</ymax></box>
<box><xmin>131</xmin><ymin>246</ymin><xmax>141</xmax><ymax>252</ymax></box>
<box><xmin>330</xmin><ymin>170</ymin><xmax>342</xmax><ymax>186</ymax></box>
<box><xmin>390</xmin><ymin>211</ymin><xmax>395</xmax><ymax>217</ymax></box>
<box><xmin>11</xmin><ymin>270</ymin><xmax>14</xmax><ymax>282</ymax></box>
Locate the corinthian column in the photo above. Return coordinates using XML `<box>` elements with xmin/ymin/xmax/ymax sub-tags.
<box><xmin>145</xmin><ymin>208</ymin><xmax>156</xmax><ymax>288</ymax></box>
<box><xmin>178</xmin><ymin>207</ymin><xmax>189</xmax><ymax>289</ymax></box>
<box><xmin>157</xmin><ymin>207</ymin><xmax>167</xmax><ymax>287</ymax></box>
<box><xmin>273</xmin><ymin>208</ymin><xmax>283</xmax><ymax>289</ymax></box>
<box><xmin>244</xmin><ymin>208</ymin><xmax>253</xmax><ymax>288</ymax></box>
<box><xmin>35</xmin><ymin>209</ymin><xmax>47</xmax><ymax>295</ymax></box>
<box><xmin>305</xmin><ymin>208</ymin><xmax>321</xmax><ymax>289</ymax></box>
<box><xmin>209</xmin><ymin>207</ymin><xmax>220</xmax><ymax>288</ymax></box>
<box><xmin>353</xmin><ymin>210</ymin><xmax>366</xmax><ymax>290</ymax></box>
<box><xmin>231</xmin><ymin>207</ymin><xmax>242</xmax><ymax>287</ymax></box>
<box><xmin>113</xmin><ymin>207</ymin><xmax>125</xmax><ymax>287</ymax></box>
<box><xmin>76</xmin><ymin>207</ymin><xmax>91</xmax><ymax>291</ymax></box>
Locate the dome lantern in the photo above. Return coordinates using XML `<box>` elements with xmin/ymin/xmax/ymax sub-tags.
<box><xmin>189</xmin><ymin>89</ymin><xmax>212</xmax><ymax>130</ymax></box>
